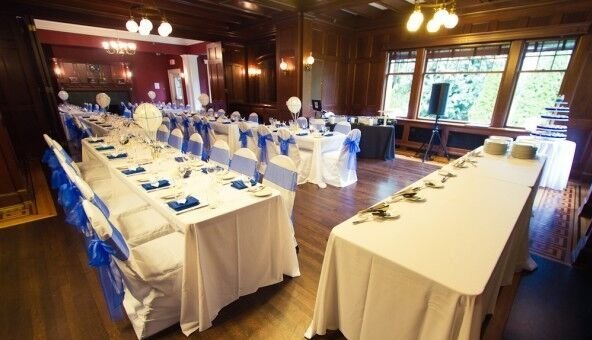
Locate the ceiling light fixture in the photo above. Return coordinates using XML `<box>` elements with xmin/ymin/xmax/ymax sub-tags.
<box><xmin>126</xmin><ymin>4</ymin><xmax>172</xmax><ymax>37</ymax></box>
<box><xmin>406</xmin><ymin>0</ymin><xmax>458</xmax><ymax>33</ymax></box>
<box><xmin>102</xmin><ymin>40</ymin><xmax>137</xmax><ymax>55</ymax></box>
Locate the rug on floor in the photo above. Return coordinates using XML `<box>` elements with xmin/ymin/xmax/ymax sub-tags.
<box><xmin>529</xmin><ymin>184</ymin><xmax>579</xmax><ymax>265</ymax></box>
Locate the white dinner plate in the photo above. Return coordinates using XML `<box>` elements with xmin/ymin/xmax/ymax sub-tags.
<box><xmin>253</xmin><ymin>188</ymin><xmax>272</xmax><ymax>197</ymax></box>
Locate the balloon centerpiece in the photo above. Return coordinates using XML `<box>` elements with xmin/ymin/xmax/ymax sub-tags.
<box><xmin>147</xmin><ymin>90</ymin><xmax>156</xmax><ymax>102</ymax></box>
<box><xmin>286</xmin><ymin>96</ymin><xmax>302</xmax><ymax>122</ymax></box>
<box><xmin>58</xmin><ymin>90</ymin><xmax>69</xmax><ymax>103</ymax></box>
<box><xmin>198</xmin><ymin>93</ymin><xmax>210</xmax><ymax>113</ymax></box>
<box><xmin>133</xmin><ymin>103</ymin><xmax>163</xmax><ymax>142</ymax></box>
<box><xmin>96</xmin><ymin>92</ymin><xmax>111</xmax><ymax>112</ymax></box>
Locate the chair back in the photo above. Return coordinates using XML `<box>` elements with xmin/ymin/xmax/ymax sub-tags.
<box><xmin>276</xmin><ymin>127</ymin><xmax>301</xmax><ymax>166</ymax></box>
<box><xmin>209</xmin><ymin>140</ymin><xmax>231</xmax><ymax>167</ymax></box>
<box><xmin>230</xmin><ymin>111</ymin><xmax>241</xmax><ymax>121</ymax></box>
<box><xmin>168</xmin><ymin>128</ymin><xmax>184</xmax><ymax>151</ymax></box>
<box><xmin>263</xmin><ymin>155</ymin><xmax>297</xmax><ymax>217</ymax></box>
<box><xmin>156</xmin><ymin>124</ymin><xmax>170</xmax><ymax>143</ymax></box>
<box><xmin>200</xmin><ymin>118</ymin><xmax>216</xmax><ymax>160</ymax></box>
<box><xmin>296</xmin><ymin>117</ymin><xmax>308</xmax><ymax>129</ymax></box>
<box><xmin>336</xmin><ymin>128</ymin><xmax>362</xmax><ymax>186</ymax></box>
<box><xmin>310</xmin><ymin>118</ymin><xmax>326</xmax><ymax>130</ymax></box>
<box><xmin>248</xmin><ymin>112</ymin><xmax>259</xmax><ymax>123</ymax></box>
<box><xmin>334</xmin><ymin>121</ymin><xmax>351</xmax><ymax>135</ymax></box>
<box><xmin>187</xmin><ymin>133</ymin><xmax>204</xmax><ymax>158</ymax></box>
<box><xmin>256</xmin><ymin>125</ymin><xmax>278</xmax><ymax>173</ymax></box>
<box><xmin>237</xmin><ymin>121</ymin><xmax>256</xmax><ymax>152</ymax></box>
<box><xmin>230</xmin><ymin>148</ymin><xmax>258</xmax><ymax>178</ymax></box>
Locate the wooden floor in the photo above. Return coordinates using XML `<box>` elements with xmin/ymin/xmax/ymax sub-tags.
<box><xmin>0</xmin><ymin>157</ymin><xmax>527</xmax><ymax>339</ymax></box>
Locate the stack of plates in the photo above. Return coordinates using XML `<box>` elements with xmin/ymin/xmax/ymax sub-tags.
<box><xmin>484</xmin><ymin>138</ymin><xmax>510</xmax><ymax>155</ymax></box>
<box><xmin>489</xmin><ymin>135</ymin><xmax>514</xmax><ymax>143</ymax></box>
<box><xmin>511</xmin><ymin>142</ymin><xmax>537</xmax><ymax>159</ymax></box>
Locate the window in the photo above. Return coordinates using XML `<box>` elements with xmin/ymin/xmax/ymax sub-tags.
<box><xmin>506</xmin><ymin>38</ymin><xmax>576</xmax><ymax>128</ymax></box>
<box><xmin>382</xmin><ymin>50</ymin><xmax>416</xmax><ymax>117</ymax></box>
<box><xmin>418</xmin><ymin>44</ymin><xmax>510</xmax><ymax>125</ymax></box>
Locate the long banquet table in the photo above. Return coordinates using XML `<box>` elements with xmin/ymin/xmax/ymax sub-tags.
<box><xmin>81</xmin><ymin>134</ymin><xmax>300</xmax><ymax>335</ymax></box>
<box><xmin>305</xmin><ymin>148</ymin><xmax>545</xmax><ymax>340</ymax></box>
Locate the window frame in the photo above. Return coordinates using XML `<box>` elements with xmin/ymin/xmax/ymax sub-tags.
<box><xmin>381</xmin><ymin>50</ymin><xmax>418</xmax><ymax>119</ymax></box>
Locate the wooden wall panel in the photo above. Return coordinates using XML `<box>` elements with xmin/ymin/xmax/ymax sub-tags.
<box><xmin>207</xmin><ymin>42</ymin><xmax>226</xmax><ymax>110</ymax></box>
<box><xmin>276</xmin><ymin>14</ymin><xmax>302</xmax><ymax>121</ymax></box>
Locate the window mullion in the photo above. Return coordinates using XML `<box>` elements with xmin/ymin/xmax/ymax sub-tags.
<box><xmin>408</xmin><ymin>48</ymin><xmax>426</xmax><ymax>120</ymax></box>
<box><xmin>492</xmin><ymin>40</ymin><xmax>524</xmax><ymax>127</ymax></box>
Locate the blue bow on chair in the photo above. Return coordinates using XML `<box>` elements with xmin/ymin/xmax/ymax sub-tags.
<box><xmin>58</xmin><ymin>181</ymin><xmax>81</xmax><ymax>213</ymax></box>
<box><xmin>51</xmin><ymin>167</ymin><xmax>68</xmax><ymax>189</ymax></box>
<box><xmin>343</xmin><ymin>137</ymin><xmax>360</xmax><ymax>170</ymax></box>
<box><xmin>239</xmin><ymin>129</ymin><xmax>252</xmax><ymax>148</ymax></box>
<box><xmin>87</xmin><ymin>237</ymin><xmax>127</xmax><ymax>320</ymax></box>
<box><xmin>201</xmin><ymin>122</ymin><xmax>212</xmax><ymax>161</ymax></box>
<box><xmin>42</xmin><ymin>149</ymin><xmax>59</xmax><ymax>169</ymax></box>
<box><xmin>278</xmin><ymin>136</ymin><xmax>296</xmax><ymax>156</ymax></box>
<box><xmin>170</xmin><ymin>116</ymin><xmax>178</xmax><ymax>130</ymax></box>
<box><xmin>193</xmin><ymin>120</ymin><xmax>203</xmax><ymax>134</ymax></box>
<box><xmin>258</xmin><ymin>133</ymin><xmax>274</xmax><ymax>164</ymax></box>
<box><xmin>66</xmin><ymin>200</ymin><xmax>91</xmax><ymax>235</ymax></box>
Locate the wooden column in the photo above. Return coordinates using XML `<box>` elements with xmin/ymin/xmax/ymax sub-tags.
<box><xmin>491</xmin><ymin>40</ymin><xmax>523</xmax><ymax>128</ymax></box>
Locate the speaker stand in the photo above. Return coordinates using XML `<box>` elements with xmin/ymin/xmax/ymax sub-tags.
<box><xmin>415</xmin><ymin>116</ymin><xmax>450</xmax><ymax>163</ymax></box>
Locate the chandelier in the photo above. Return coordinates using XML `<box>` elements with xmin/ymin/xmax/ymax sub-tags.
<box><xmin>125</xmin><ymin>4</ymin><xmax>172</xmax><ymax>37</ymax></box>
<box><xmin>406</xmin><ymin>0</ymin><xmax>459</xmax><ymax>33</ymax></box>
<box><xmin>102</xmin><ymin>40</ymin><xmax>137</xmax><ymax>55</ymax></box>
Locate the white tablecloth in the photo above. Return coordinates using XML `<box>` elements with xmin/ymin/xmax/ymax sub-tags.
<box><xmin>79</xmin><ymin>117</ymin><xmax>113</xmax><ymax>137</ymax></box>
<box><xmin>81</xmin><ymin>137</ymin><xmax>300</xmax><ymax>335</ymax></box>
<box><xmin>305</xmin><ymin>151</ymin><xmax>545</xmax><ymax>340</ymax></box>
<box><xmin>294</xmin><ymin>133</ymin><xmax>345</xmax><ymax>187</ymax></box>
<box><xmin>516</xmin><ymin>136</ymin><xmax>575</xmax><ymax>190</ymax></box>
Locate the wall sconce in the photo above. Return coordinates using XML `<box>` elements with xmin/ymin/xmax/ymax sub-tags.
<box><xmin>248</xmin><ymin>67</ymin><xmax>261</xmax><ymax>77</ymax></box>
<box><xmin>304</xmin><ymin>52</ymin><xmax>315</xmax><ymax>71</ymax></box>
<box><xmin>180</xmin><ymin>72</ymin><xmax>185</xmax><ymax>78</ymax></box>
<box><xmin>52</xmin><ymin>58</ymin><xmax>62</xmax><ymax>77</ymax></box>
<box><xmin>279</xmin><ymin>58</ymin><xmax>288</xmax><ymax>72</ymax></box>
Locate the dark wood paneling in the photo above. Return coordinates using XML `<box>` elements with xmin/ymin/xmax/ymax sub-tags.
<box><xmin>276</xmin><ymin>14</ymin><xmax>302</xmax><ymax>121</ymax></box>
<box><xmin>207</xmin><ymin>42</ymin><xmax>226</xmax><ymax>110</ymax></box>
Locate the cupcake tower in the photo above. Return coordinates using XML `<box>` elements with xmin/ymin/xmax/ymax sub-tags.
<box><xmin>532</xmin><ymin>94</ymin><xmax>569</xmax><ymax>139</ymax></box>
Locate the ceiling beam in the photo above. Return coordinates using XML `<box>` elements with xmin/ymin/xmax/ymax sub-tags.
<box><xmin>301</xmin><ymin>0</ymin><xmax>378</xmax><ymax>12</ymax></box>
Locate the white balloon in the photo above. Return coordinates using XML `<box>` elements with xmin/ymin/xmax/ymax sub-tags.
<box><xmin>198</xmin><ymin>93</ymin><xmax>210</xmax><ymax>106</ymax></box>
<box><xmin>58</xmin><ymin>90</ymin><xmax>69</xmax><ymax>101</ymax></box>
<box><xmin>286</xmin><ymin>96</ymin><xmax>302</xmax><ymax>114</ymax></box>
<box><xmin>96</xmin><ymin>92</ymin><xmax>111</xmax><ymax>109</ymax></box>
<box><xmin>148</xmin><ymin>90</ymin><xmax>156</xmax><ymax>100</ymax></box>
<box><xmin>134</xmin><ymin>103</ymin><xmax>163</xmax><ymax>138</ymax></box>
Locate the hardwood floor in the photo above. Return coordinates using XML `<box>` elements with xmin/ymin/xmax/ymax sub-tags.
<box><xmin>1</xmin><ymin>156</ymin><xmax>575</xmax><ymax>340</ymax></box>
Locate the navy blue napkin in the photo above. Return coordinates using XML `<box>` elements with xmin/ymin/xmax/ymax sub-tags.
<box><xmin>95</xmin><ymin>145</ymin><xmax>115</xmax><ymax>151</ymax></box>
<box><xmin>141</xmin><ymin>180</ymin><xmax>170</xmax><ymax>191</ymax></box>
<box><xmin>167</xmin><ymin>195</ymin><xmax>200</xmax><ymax>211</ymax></box>
<box><xmin>296</xmin><ymin>132</ymin><xmax>309</xmax><ymax>136</ymax></box>
<box><xmin>107</xmin><ymin>152</ymin><xmax>128</xmax><ymax>160</ymax></box>
<box><xmin>175</xmin><ymin>156</ymin><xmax>187</xmax><ymax>162</ymax></box>
<box><xmin>223</xmin><ymin>121</ymin><xmax>231</xmax><ymax>124</ymax></box>
<box><xmin>200</xmin><ymin>166</ymin><xmax>225</xmax><ymax>174</ymax></box>
<box><xmin>231</xmin><ymin>179</ymin><xmax>257</xmax><ymax>190</ymax></box>
<box><xmin>121</xmin><ymin>167</ymin><xmax>145</xmax><ymax>175</ymax></box>
<box><xmin>87</xmin><ymin>139</ymin><xmax>104</xmax><ymax>143</ymax></box>
<box><xmin>324</xmin><ymin>133</ymin><xmax>333</xmax><ymax>137</ymax></box>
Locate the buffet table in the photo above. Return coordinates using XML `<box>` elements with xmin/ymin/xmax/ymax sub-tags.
<box><xmin>81</xmin><ymin>137</ymin><xmax>300</xmax><ymax>335</ymax></box>
<box><xmin>305</xmin><ymin>150</ymin><xmax>544</xmax><ymax>340</ymax></box>
<box><xmin>516</xmin><ymin>136</ymin><xmax>575</xmax><ymax>190</ymax></box>
<box><xmin>350</xmin><ymin>123</ymin><xmax>395</xmax><ymax>160</ymax></box>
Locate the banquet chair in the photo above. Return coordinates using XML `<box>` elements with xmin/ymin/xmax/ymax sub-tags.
<box><xmin>321</xmin><ymin>129</ymin><xmax>361</xmax><ymax>187</ymax></box>
<box><xmin>168</xmin><ymin>128</ymin><xmax>185</xmax><ymax>151</ymax></box>
<box><xmin>237</xmin><ymin>121</ymin><xmax>258</xmax><ymax>155</ymax></box>
<box><xmin>230</xmin><ymin>111</ymin><xmax>241</xmax><ymax>121</ymax></box>
<box><xmin>207</xmin><ymin>108</ymin><xmax>215</xmax><ymax>117</ymax></box>
<box><xmin>217</xmin><ymin>109</ymin><xmax>226</xmax><ymax>118</ymax></box>
<box><xmin>82</xmin><ymin>200</ymin><xmax>183</xmax><ymax>339</ymax></box>
<box><xmin>256</xmin><ymin>125</ymin><xmax>279</xmax><ymax>175</ymax></box>
<box><xmin>187</xmin><ymin>133</ymin><xmax>204</xmax><ymax>159</ymax></box>
<box><xmin>263</xmin><ymin>155</ymin><xmax>297</xmax><ymax>219</ymax></box>
<box><xmin>276</xmin><ymin>127</ymin><xmax>301</xmax><ymax>165</ymax></box>
<box><xmin>156</xmin><ymin>124</ymin><xmax>170</xmax><ymax>143</ymax></box>
<box><xmin>70</xmin><ymin>170</ymin><xmax>173</xmax><ymax>247</ymax></box>
<box><xmin>230</xmin><ymin>148</ymin><xmax>258</xmax><ymax>179</ymax></box>
<box><xmin>200</xmin><ymin>118</ymin><xmax>217</xmax><ymax>160</ymax></box>
<box><xmin>209</xmin><ymin>140</ymin><xmax>231</xmax><ymax>167</ymax></box>
<box><xmin>297</xmin><ymin>117</ymin><xmax>308</xmax><ymax>129</ymax></box>
<box><xmin>249</xmin><ymin>112</ymin><xmax>259</xmax><ymax>123</ymax></box>
<box><xmin>161</xmin><ymin>116</ymin><xmax>171</xmax><ymax>131</ymax></box>
<box><xmin>49</xmin><ymin>138</ymin><xmax>109</xmax><ymax>184</ymax></box>
<box><xmin>334</xmin><ymin>121</ymin><xmax>351</xmax><ymax>135</ymax></box>
<box><xmin>310</xmin><ymin>118</ymin><xmax>326</xmax><ymax>131</ymax></box>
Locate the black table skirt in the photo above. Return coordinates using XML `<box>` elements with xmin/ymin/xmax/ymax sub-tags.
<box><xmin>350</xmin><ymin>123</ymin><xmax>395</xmax><ymax>160</ymax></box>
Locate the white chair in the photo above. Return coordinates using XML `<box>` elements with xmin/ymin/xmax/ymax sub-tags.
<box><xmin>256</xmin><ymin>125</ymin><xmax>279</xmax><ymax>175</ymax></box>
<box><xmin>168</xmin><ymin>128</ymin><xmax>184</xmax><ymax>151</ymax></box>
<box><xmin>156</xmin><ymin>124</ymin><xmax>170</xmax><ymax>143</ymax></box>
<box><xmin>334</xmin><ymin>121</ymin><xmax>351</xmax><ymax>135</ymax></box>
<box><xmin>82</xmin><ymin>200</ymin><xmax>183</xmax><ymax>339</ymax></box>
<box><xmin>310</xmin><ymin>118</ymin><xmax>326</xmax><ymax>130</ymax></box>
<box><xmin>51</xmin><ymin>141</ymin><xmax>111</xmax><ymax>194</ymax></box>
<box><xmin>321</xmin><ymin>129</ymin><xmax>361</xmax><ymax>187</ymax></box>
<box><xmin>206</xmin><ymin>108</ymin><xmax>215</xmax><ymax>117</ymax></box>
<box><xmin>237</xmin><ymin>121</ymin><xmax>258</xmax><ymax>155</ymax></box>
<box><xmin>161</xmin><ymin>117</ymin><xmax>171</xmax><ymax>131</ymax></box>
<box><xmin>230</xmin><ymin>148</ymin><xmax>258</xmax><ymax>179</ymax></box>
<box><xmin>263</xmin><ymin>155</ymin><xmax>297</xmax><ymax>219</ymax></box>
<box><xmin>200</xmin><ymin>119</ymin><xmax>217</xmax><ymax>159</ymax></box>
<box><xmin>248</xmin><ymin>112</ymin><xmax>259</xmax><ymax>123</ymax></box>
<box><xmin>209</xmin><ymin>140</ymin><xmax>231</xmax><ymax>167</ymax></box>
<box><xmin>297</xmin><ymin>117</ymin><xmax>308</xmax><ymax>129</ymax></box>
<box><xmin>186</xmin><ymin>133</ymin><xmax>203</xmax><ymax>158</ymax></box>
<box><xmin>230</xmin><ymin>111</ymin><xmax>241</xmax><ymax>121</ymax></box>
<box><xmin>276</xmin><ymin>127</ymin><xmax>301</xmax><ymax>166</ymax></box>
<box><xmin>217</xmin><ymin>109</ymin><xmax>226</xmax><ymax>117</ymax></box>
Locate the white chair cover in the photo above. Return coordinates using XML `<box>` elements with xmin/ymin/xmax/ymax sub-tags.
<box><xmin>209</xmin><ymin>140</ymin><xmax>230</xmax><ymax>167</ymax></box>
<box><xmin>187</xmin><ymin>133</ymin><xmax>204</xmax><ymax>158</ymax></box>
<box><xmin>334</xmin><ymin>121</ymin><xmax>351</xmax><ymax>135</ymax></box>
<box><xmin>156</xmin><ymin>125</ymin><xmax>170</xmax><ymax>143</ymax></box>
<box><xmin>321</xmin><ymin>129</ymin><xmax>361</xmax><ymax>187</ymax></box>
<box><xmin>168</xmin><ymin>128</ymin><xmax>184</xmax><ymax>151</ymax></box>
<box><xmin>249</xmin><ymin>112</ymin><xmax>259</xmax><ymax>123</ymax></box>
<box><xmin>263</xmin><ymin>155</ymin><xmax>297</xmax><ymax>219</ymax></box>
<box><xmin>276</xmin><ymin>128</ymin><xmax>301</xmax><ymax>168</ymax></box>
<box><xmin>161</xmin><ymin>117</ymin><xmax>171</xmax><ymax>131</ymax></box>
<box><xmin>230</xmin><ymin>148</ymin><xmax>258</xmax><ymax>178</ymax></box>
<box><xmin>237</xmin><ymin>121</ymin><xmax>258</xmax><ymax>155</ymax></box>
<box><xmin>256</xmin><ymin>125</ymin><xmax>279</xmax><ymax>175</ymax></box>
<box><xmin>310</xmin><ymin>118</ymin><xmax>326</xmax><ymax>130</ymax></box>
<box><xmin>297</xmin><ymin>117</ymin><xmax>308</xmax><ymax>129</ymax></box>
<box><xmin>230</xmin><ymin>111</ymin><xmax>241</xmax><ymax>121</ymax></box>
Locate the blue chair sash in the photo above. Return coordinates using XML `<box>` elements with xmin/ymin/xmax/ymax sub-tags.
<box><xmin>278</xmin><ymin>136</ymin><xmax>296</xmax><ymax>156</ymax></box>
<box><xmin>51</xmin><ymin>168</ymin><xmax>68</xmax><ymax>189</ymax></box>
<box><xmin>58</xmin><ymin>182</ymin><xmax>81</xmax><ymax>212</ymax></box>
<box><xmin>193</xmin><ymin>120</ymin><xmax>203</xmax><ymax>134</ymax></box>
<box><xmin>343</xmin><ymin>137</ymin><xmax>360</xmax><ymax>170</ymax></box>
<box><xmin>91</xmin><ymin>195</ymin><xmax>110</xmax><ymax>218</ymax></box>
<box><xmin>187</xmin><ymin>140</ymin><xmax>203</xmax><ymax>157</ymax></box>
<box><xmin>66</xmin><ymin>200</ymin><xmax>91</xmax><ymax>235</ymax></box>
<box><xmin>230</xmin><ymin>154</ymin><xmax>257</xmax><ymax>178</ymax></box>
<box><xmin>201</xmin><ymin>123</ymin><xmax>212</xmax><ymax>161</ymax></box>
<box><xmin>257</xmin><ymin>133</ymin><xmax>273</xmax><ymax>164</ymax></box>
<box><xmin>238</xmin><ymin>129</ymin><xmax>253</xmax><ymax>148</ymax></box>
<box><xmin>265</xmin><ymin>162</ymin><xmax>297</xmax><ymax>192</ymax></box>
<box><xmin>170</xmin><ymin>116</ymin><xmax>178</xmax><ymax>130</ymax></box>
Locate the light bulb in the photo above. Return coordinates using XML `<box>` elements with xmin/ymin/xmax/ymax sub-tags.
<box><xmin>279</xmin><ymin>58</ymin><xmax>288</xmax><ymax>71</ymax></box>
<box><xmin>434</xmin><ymin>7</ymin><xmax>449</xmax><ymax>25</ymax></box>
<box><xmin>139</xmin><ymin>18</ymin><xmax>153</xmax><ymax>35</ymax></box>
<box><xmin>127</xmin><ymin>42</ymin><xmax>136</xmax><ymax>50</ymax></box>
<box><xmin>426</xmin><ymin>18</ymin><xmax>440</xmax><ymax>33</ymax></box>
<box><xmin>102</xmin><ymin>41</ymin><xmax>109</xmax><ymax>49</ymax></box>
<box><xmin>158</xmin><ymin>21</ymin><xmax>172</xmax><ymax>37</ymax></box>
<box><xmin>444</xmin><ymin>11</ymin><xmax>459</xmax><ymax>29</ymax></box>
<box><xmin>126</xmin><ymin>70</ymin><xmax>133</xmax><ymax>78</ymax></box>
<box><xmin>306</xmin><ymin>53</ymin><xmax>315</xmax><ymax>65</ymax></box>
<box><xmin>110</xmin><ymin>41</ymin><xmax>118</xmax><ymax>49</ymax></box>
<box><xmin>406</xmin><ymin>8</ymin><xmax>424</xmax><ymax>32</ymax></box>
<box><xmin>126</xmin><ymin>18</ymin><xmax>138</xmax><ymax>33</ymax></box>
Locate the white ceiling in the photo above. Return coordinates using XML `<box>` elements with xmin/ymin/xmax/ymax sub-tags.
<box><xmin>34</xmin><ymin>19</ymin><xmax>203</xmax><ymax>46</ymax></box>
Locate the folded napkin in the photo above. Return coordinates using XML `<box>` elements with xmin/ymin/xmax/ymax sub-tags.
<box><xmin>107</xmin><ymin>152</ymin><xmax>128</xmax><ymax>160</ymax></box>
<box><xmin>121</xmin><ymin>166</ymin><xmax>145</xmax><ymax>175</ymax></box>
<box><xmin>296</xmin><ymin>132</ymin><xmax>309</xmax><ymax>136</ymax></box>
<box><xmin>324</xmin><ymin>133</ymin><xmax>333</xmax><ymax>137</ymax></box>
<box><xmin>200</xmin><ymin>166</ymin><xmax>225</xmax><ymax>174</ymax></box>
<box><xmin>87</xmin><ymin>139</ymin><xmax>105</xmax><ymax>143</ymax></box>
<box><xmin>175</xmin><ymin>156</ymin><xmax>188</xmax><ymax>162</ymax></box>
<box><xmin>223</xmin><ymin>121</ymin><xmax>231</xmax><ymax>124</ymax></box>
<box><xmin>95</xmin><ymin>145</ymin><xmax>115</xmax><ymax>151</ymax></box>
<box><xmin>141</xmin><ymin>180</ymin><xmax>170</xmax><ymax>191</ymax></box>
<box><xmin>167</xmin><ymin>195</ymin><xmax>200</xmax><ymax>211</ymax></box>
<box><xmin>231</xmin><ymin>179</ymin><xmax>257</xmax><ymax>190</ymax></box>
